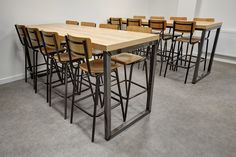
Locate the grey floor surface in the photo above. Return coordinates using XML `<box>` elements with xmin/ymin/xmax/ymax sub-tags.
<box><xmin>0</xmin><ymin>61</ymin><xmax>236</xmax><ymax>157</ymax></box>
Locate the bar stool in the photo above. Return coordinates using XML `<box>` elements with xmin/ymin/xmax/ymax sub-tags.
<box><xmin>193</xmin><ymin>18</ymin><xmax>215</xmax><ymax>71</ymax></box>
<box><xmin>127</xmin><ymin>18</ymin><xmax>142</xmax><ymax>26</ymax></box>
<box><xmin>150</xmin><ymin>16</ymin><xmax>165</xmax><ymax>20</ymax></box>
<box><xmin>15</xmin><ymin>25</ymin><xmax>33</xmax><ymax>83</ymax></box>
<box><xmin>111</xmin><ymin>26</ymin><xmax>151</xmax><ymax>121</ymax></box>
<box><xmin>164</xmin><ymin>21</ymin><xmax>201</xmax><ymax>83</ymax></box>
<box><xmin>67</xmin><ymin>35</ymin><xmax>124</xmax><ymax>142</ymax></box>
<box><xmin>81</xmin><ymin>22</ymin><xmax>96</xmax><ymax>27</ymax></box>
<box><xmin>25</xmin><ymin>27</ymin><xmax>48</xmax><ymax>95</ymax></box>
<box><xmin>149</xmin><ymin>19</ymin><xmax>172</xmax><ymax>75</ymax></box>
<box><xmin>65</xmin><ymin>20</ymin><xmax>79</xmax><ymax>25</ymax></box>
<box><xmin>40</xmin><ymin>31</ymin><xmax>83</xmax><ymax>119</ymax></box>
<box><xmin>109</xmin><ymin>17</ymin><xmax>122</xmax><ymax>30</ymax></box>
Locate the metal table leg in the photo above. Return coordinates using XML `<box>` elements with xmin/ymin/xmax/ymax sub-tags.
<box><xmin>146</xmin><ymin>41</ymin><xmax>158</xmax><ymax>111</ymax></box>
<box><xmin>192</xmin><ymin>27</ymin><xmax>222</xmax><ymax>84</ymax></box>
<box><xmin>207</xmin><ymin>28</ymin><xmax>221</xmax><ymax>73</ymax></box>
<box><xmin>103</xmin><ymin>51</ymin><xmax>111</xmax><ymax>141</ymax></box>
<box><xmin>192</xmin><ymin>30</ymin><xmax>206</xmax><ymax>84</ymax></box>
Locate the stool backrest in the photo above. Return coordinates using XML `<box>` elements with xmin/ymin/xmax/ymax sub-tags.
<box><xmin>173</xmin><ymin>21</ymin><xmax>196</xmax><ymax>43</ymax></box>
<box><xmin>109</xmin><ymin>17</ymin><xmax>122</xmax><ymax>29</ymax></box>
<box><xmin>150</xmin><ymin>16</ymin><xmax>165</xmax><ymax>20</ymax></box>
<box><xmin>127</xmin><ymin>18</ymin><xmax>142</xmax><ymax>26</ymax></box>
<box><xmin>127</xmin><ymin>26</ymin><xmax>152</xmax><ymax>33</ymax></box>
<box><xmin>66</xmin><ymin>20</ymin><xmax>79</xmax><ymax>25</ymax></box>
<box><xmin>170</xmin><ymin>17</ymin><xmax>187</xmax><ymax>21</ymax></box>
<box><xmin>99</xmin><ymin>24</ymin><xmax>119</xmax><ymax>30</ymax></box>
<box><xmin>15</xmin><ymin>24</ymin><xmax>27</xmax><ymax>46</ymax></box>
<box><xmin>66</xmin><ymin>35</ymin><xmax>92</xmax><ymax>74</ymax></box>
<box><xmin>133</xmin><ymin>16</ymin><xmax>146</xmax><ymax>19</ymax></box>
<box><xmin>149</xmin><ymin>19</ymin><xmax>167</xmax><ymax>31</ymax></box>
<box><xmin>81</xmin><ymin>22</ymin><xmax>96</xmax><ymax>27</ymax></box>
<box><xmin>40</xmin><ymin>31</ymin><xmax>62</xmax><ymax>60</ymax></box>
<box><xmin>193</xmin><ymin>18</ymin><xmax>215</xmax><ymax>22</ymax></box>
<box><xmin>26</xmin><ymin>27</ymin><xmax>42</xmax><ymax>50</ymax></box>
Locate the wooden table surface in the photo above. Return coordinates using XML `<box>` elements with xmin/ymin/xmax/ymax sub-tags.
<box><xmin>28</xmin><ymin>23</ymin><xmax>159</xmax><ymax>52</ymax></box>
<box><xmin>122</xmin><ymin>19</ymin><xmax>223</xmax><ymax>30</ymax></box>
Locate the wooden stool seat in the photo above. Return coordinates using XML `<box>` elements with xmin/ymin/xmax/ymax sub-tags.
<box><xmin>54</xmin><ymin>52</ymin><xmax>84</xmax><ymax>62</ymax></box>
<box><xmin>176</xmin><ymin>36</ymin><xmax>200</xmax><ymax>43</ymax></box>
<box><xmin>111</xmin><ymin>52</ymin><xmax>144</xmax><ymax>65</ymax></box>
<box><xmin>80</xmin><ymin>59</ymin><xmax>120</xmax><ymax>74</ymax></box>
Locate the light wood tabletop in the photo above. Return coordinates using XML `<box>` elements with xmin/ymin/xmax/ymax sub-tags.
<box><xmin>122</xmin><ymin>19</ymin><xmax>223</xmax><ymax>30</ymax></box>
<box><xmin>28</xmin><ymin>23</ymin><xmax>159</xmax><ymax>51</ymax></box>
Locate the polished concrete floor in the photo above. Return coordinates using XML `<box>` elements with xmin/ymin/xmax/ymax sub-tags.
<box><xmin>0</xmin><ymin>61</ymin><xmax>236</xmax><ymax>157</ymax></box>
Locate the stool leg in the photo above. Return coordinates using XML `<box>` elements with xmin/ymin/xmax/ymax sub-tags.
<box><xmin>185</xmin><ymin>44</ymin><xmax>195</xmax><ymax>84</ymax></box>
<box><xmin>46</xmin><ymin>57</ymin><xmax>49</xmax><ymax>103</ymax></box>
<box><xmin>159</xmin><ymin>40</ymin><xmax>164</xmax><ymax>76</ymax></box>
<box><xmin>70</xmin><ymin>67</ymin><xmax>77</xmax><ymax>124</ymax></box>
<box><xmin>124</xmin><ymin>65</ymin><xmax>128</xmax><ymax>95</ymax></box>
<box><xmin>124</xmin><ymin>64</ymin><xmax>134</xmax><ymax>122</ymax></box>
<box><xmin>49</xmin><ymin>58</ymin><xmax>53</xmax><ymax>107</ymax></box>
<box><xmin>64</xmin><ymin>63</ymin><xmax>68</xmax><ymax>119</ymax></box>
<box><xmin>174</xmin><ymin>41</ymin><xmax>181</xmax><ymax>71</ymax></box>
<box><xmin>33</xmin><ymin>51</ymin><xmax>35</xmax><ymax>91</ymax></box>
<box><xmin>144</xmin><ymin>60</ymin><xmax>149</xmax><ymax>88</ymax></box>
<box><xmin>204</xmin><ymin>38</ymin><xmax>209</xmax><ymax>71</ymax></box>
<box><xmin>91</xmin><ymin>76</ymin><xmax>100</xmax><ymax>142</ymax></box>
<box><xmin>115</xmin><ymin>69</ymin><xmax>125</xmax><ymax>122</ymax></box>
<box><xmin>87</xmin><ymin>73</ymin><xmax>96</xmax><ymax>103</ymax></box>
<box><xmin>24</xmin><ymin>46</ymin><xmax>28</xmax><ymax>83</ymax></box>
<box><xmin>164</xmin><ymin>41</ymin><xmax>175</xmax><ymax>77</ymax></box>
<box><xmin>184</xmin><ymin>43</ymin><xmax>190</xmax><ymax>66</ymax></box>
<box><xmin>35</xmin><ymin>51</ymin><xmax>38</xmax><ymax>93</ymax></box>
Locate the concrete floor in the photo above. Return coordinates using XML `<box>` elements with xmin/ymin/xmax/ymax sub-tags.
<box><xmin>0</xmin><ymin>61</ymin><xmax>236</xmax><ymax>157</ymax></box>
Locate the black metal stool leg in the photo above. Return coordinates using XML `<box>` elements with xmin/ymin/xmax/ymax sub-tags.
<box><xmin>64</xmin><ymin>63</ymin><xmax>68</xmax><ymax>119</ymax></box>
<box><xmin>35</xmin><ymin>51</ymin><xmax>38</xmax><ymax>93</ymax></box>
<box><xmin>164</xmin><ymin>41</ymin><xmax>175</xmax><ymax>77</ymax></box>
<box><xmin>115</xmin><ymin>69</ymin><xmax>125</xmax><ymax>122</ymax></box>
<box><xmin>49</xmin><ymin>58</ymin><xmax>53</xmax><ymax>107</ymax></box>
<box><xmin>185</xmin><ymin>44</ymin><xmax>195</xmax><ymax>84</ymax></box>
<box><xmin>24</xmin><ymin>46</ymin><xmax>28</xmax><ymax>83</ymax></box>
<box><xmin>91</xmin><ymin>76</ymin><xmax>100</xmax><ymax>142</ymax></box>
<box><xmin>124</xmin><ymin>64</ymin><xmax>134</xmax><ymax>122</ymax></box>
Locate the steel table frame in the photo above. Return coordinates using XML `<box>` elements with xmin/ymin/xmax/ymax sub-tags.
<box><xmin>192</xmin><ymin>25</ymin><xmax>222</xmax><ymax>84</ymax></box>
<box><xmin>103</xmin><ymin>41</ymin><xmax>158</xmax><ymax>140</ymax></box>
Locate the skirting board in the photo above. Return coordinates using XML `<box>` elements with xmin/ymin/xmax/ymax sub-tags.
<box><xmin>0</xmin><ymin>73</ymin><xmax>26</xmax><ymax>85</ymax></box>
<box><xmin>0</xmin><ymin>54</ymin><xmax>236</xmax><ymax>85</ymax></box>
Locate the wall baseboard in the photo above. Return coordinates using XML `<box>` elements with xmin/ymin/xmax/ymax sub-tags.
<box><xmin>0</xmin><ymin>73</ymin><xmax>25</xmax><ymax>85</ymax></box>
<box><xmin>214</xmin><ymin>54</ymin><xmax>236</xmax><ymax>65</ymax></box>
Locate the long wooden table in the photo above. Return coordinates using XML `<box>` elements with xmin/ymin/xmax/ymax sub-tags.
<box><xmin>28</xmin><ymin>23</ymin><xmax>159</xmax><ymax>140</ymax></box>
<box><xmin>122</xmin><ymin>19</ymin><xmax>223</xmax><ymax>83</ymax></box>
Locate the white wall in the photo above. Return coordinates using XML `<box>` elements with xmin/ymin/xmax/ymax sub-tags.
<box><xmin>148</xmin><ymin>0</ymin><xmax>179</xmax><ymax>18</ymax></box>
<box><xmin>0</xmin><ymin>0</ymin><xmax>148</xmax><ymax>84</ymax></box>
<box><xmin>148</xmin><ymin>0</ymin><xmax>236</xmax><ymax>58</ymax></box>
